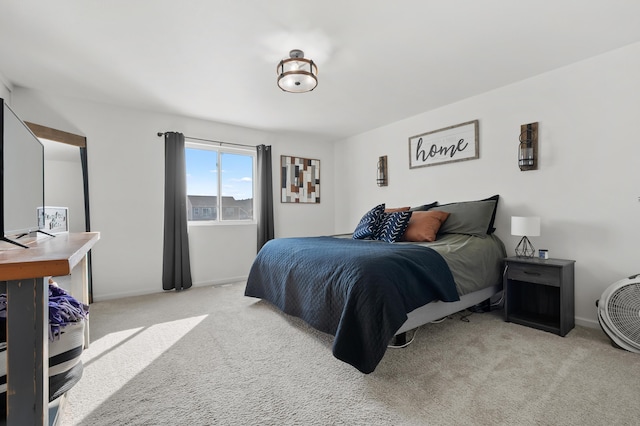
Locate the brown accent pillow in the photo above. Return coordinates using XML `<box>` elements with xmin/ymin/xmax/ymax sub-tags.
<box><xmin>384</xmin><ymin>206</ymin><xmax>410</xmax><ymax>213</ymax></box>
<box><xmin>402</xmin><ymin>210</ymin><xmax>450</xmax><ymax>242</ymax></box>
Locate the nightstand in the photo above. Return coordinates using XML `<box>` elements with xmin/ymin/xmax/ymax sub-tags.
<box><xmin>504</xmin><ymin>257</ymin><xmax>575</xmax><ymax>336</ymax></box>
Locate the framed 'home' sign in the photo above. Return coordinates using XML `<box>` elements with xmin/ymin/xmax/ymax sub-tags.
<box><xmin>409</xmin><ymin>120</ymin><xmax>479</xmax><ymax>169</ymax></box>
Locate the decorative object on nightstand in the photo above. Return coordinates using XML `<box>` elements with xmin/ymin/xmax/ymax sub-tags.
<box><xmin>377</xmin><ymin>155</ymin><xmax>388</xmax><ymax>187</ymax></box>
<box><xmin>504</xmin><ymin>256</ymin><xmax>575</xmax><ymax>337</ymax></box>
<box><xmin>518</xmin><ymin>122</ymin><xmax>538</xmax><ymax>170</ymax></box>
<box><xmin>511</xmin><ymin>216</ymin><xmax>540</xmax><ymax>258</ymax></box>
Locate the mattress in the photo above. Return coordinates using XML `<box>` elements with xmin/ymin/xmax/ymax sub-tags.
<box><xmin>245</xmin><ymin>230</ymin><xmax>506</xmax><ymax>373</ymax></box>
<box><xmin>245</xmin><ymin>236</ymin><xmax>459</xmax><ymax>373</ymax></box>
<box><xmin>408</xmin><ymin>232</ymin><xmax>507</xmax><ymax>295</ymax></box>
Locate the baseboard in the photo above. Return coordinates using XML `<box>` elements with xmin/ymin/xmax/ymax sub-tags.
<box><xmin>575</xmin><ymin>316</ymin><xmax>599</xmax><ymax>329</ymax></box>
<box><xmin>92</xmin><ymin>276</ymin><xmax>248</xmax><ymax>302</ymax></box>
<box><xmin>93</xmin><ymin>287</ymin><xmax>162</xmax><ymax>302</ymax></box>
<box><xmin>192</xmin><ymin>276</ymin><xmax>247</xmax><ymax>288</ymax></box>
<box><xmin>92</xmin><ymin>281</ymin><xmax>605</xmax><ymax>332</ymax></box>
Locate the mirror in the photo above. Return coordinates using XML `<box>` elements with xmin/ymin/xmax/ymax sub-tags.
<box><xmin>25</xmin><ymin>122</ymin><xmax>93</xmax><ymax>302</ymax></box>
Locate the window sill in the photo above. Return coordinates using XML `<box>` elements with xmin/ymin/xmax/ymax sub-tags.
<box><xmin>188</xmin><ymin>220</ymin><xmax>256</xmax><ymax>228</ymax></box>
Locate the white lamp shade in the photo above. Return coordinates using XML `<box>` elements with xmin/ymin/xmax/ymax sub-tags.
<box><xmin>511</xmin><ymin>216</ymin><xmax>540</xmax><ymax>237</ymax></box>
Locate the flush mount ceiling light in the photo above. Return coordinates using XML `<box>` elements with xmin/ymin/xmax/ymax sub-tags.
<box><xmin>277</xmin><ymin>49</ymin><xmax>318</xmax><ymax>93</ymax></box>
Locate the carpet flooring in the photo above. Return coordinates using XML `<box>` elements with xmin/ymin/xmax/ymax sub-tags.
<box><xmin>59</xmin><ymin>282</ymin><xmax>640</xmax><ymax>425</ymax></box>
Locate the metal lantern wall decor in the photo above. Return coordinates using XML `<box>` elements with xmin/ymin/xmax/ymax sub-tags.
<box><xmin>277</xmin><ymin>49</ymin><xmax>318</xmax><ymax>93</ymax></box>
<box><xmin>518</xmin><ymin>122</ymin><xmax>538</xmax><ymax>171</ymax></box>
<box><xmin>377</xmin><ymin>155</ymin><xmax>388</xmax><ymax>187</ymax></box>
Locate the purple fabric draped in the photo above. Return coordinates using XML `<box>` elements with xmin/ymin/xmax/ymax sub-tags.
<box><xmin>0</xmin><ymin>283</ymin><xmax>88</xmax><ymax>342</ymax></box>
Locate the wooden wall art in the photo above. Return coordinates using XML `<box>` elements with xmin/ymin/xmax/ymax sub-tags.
<box><xmin>281</xmin><ymin>155</ymin><xmax>320</xmax><ymax>203</ymax></box>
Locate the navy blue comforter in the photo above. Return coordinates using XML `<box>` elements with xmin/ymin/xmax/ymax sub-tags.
<box><xmin>244</xmin><ymin>236</ymin><xmax>458</xmax><ymax>373</ymax></box>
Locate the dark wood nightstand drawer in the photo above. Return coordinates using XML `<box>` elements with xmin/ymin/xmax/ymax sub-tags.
<box><xmin>507</xmin><ymin>263</ymin><xmax>560</xmax><ymax>287</ymax></box>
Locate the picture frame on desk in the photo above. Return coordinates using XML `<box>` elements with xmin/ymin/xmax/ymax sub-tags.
<box><xmin>38</xmin><ymin>206</ymin><xmax>68</xmax><ymax>234</ymax></box>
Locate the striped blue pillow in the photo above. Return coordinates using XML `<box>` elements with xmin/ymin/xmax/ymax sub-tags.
<box><xmin>353</xmin><ymin>204</ymin><xmax>385</xmax><ymax>240</ymax></box>
<box><xmin>375</xmin><ymin>211</ymin><xmax>413</xmax><ymax>243</ymax></box>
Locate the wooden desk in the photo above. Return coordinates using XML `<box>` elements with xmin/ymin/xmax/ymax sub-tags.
<box><xmin>0</xmin><ymin>232</ymin><xmax>99</xmax><ymax>425</ymax></box>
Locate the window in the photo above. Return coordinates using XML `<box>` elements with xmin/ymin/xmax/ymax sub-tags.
<box><xmin>185</xmin><ymin>142</ymin><xmax>254</xmax><ymax>223</ymax></box>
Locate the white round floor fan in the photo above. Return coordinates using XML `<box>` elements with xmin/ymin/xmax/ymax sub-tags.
<box><xmin>596</xmin><ymin>274</ymin><xmax>640</xmax><ymax>354</ymax></box>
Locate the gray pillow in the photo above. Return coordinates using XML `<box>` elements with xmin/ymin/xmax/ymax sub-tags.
<box><xmin>429</xmin><ymin>199</ymin><xmax>497</xmax><ymax>237</ymax></box>
<box><xmin>409</xmin><ymin>201</ymin><xmax>438</xmax><ymax>212</ymax></box>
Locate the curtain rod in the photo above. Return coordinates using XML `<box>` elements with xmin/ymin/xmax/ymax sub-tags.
<box><xmin>157</xmin><ymin>132</ymin><xmax>256</xmax><ymax>149</ymax></box>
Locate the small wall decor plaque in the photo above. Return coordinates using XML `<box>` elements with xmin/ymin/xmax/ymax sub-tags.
<box><xmin>409</xmin><ymin>120</ymin><xmax>479</xmax><ymax>169</ymax></box>
<box><xmin>281</xmin><ymin>155</ymin><xmax>320</xmax><ymax>203</ymax></box>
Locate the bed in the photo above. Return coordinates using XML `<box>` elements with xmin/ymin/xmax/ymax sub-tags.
<box><xmin>245</xmin><ymin>195</ymin><xmax>506</xmax><ymax>373</ymax></box>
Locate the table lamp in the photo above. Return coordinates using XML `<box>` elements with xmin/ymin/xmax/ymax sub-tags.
<box><xmin>511</xmin><ymin>216</ymin><xmax>540</xmax><ymax>258</ymax></box>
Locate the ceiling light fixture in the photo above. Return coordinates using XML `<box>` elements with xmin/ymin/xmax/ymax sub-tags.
<box><xmin>277</xmin><ymin>49</ymin><xmax>318</xmax><ymax>93</ymax></box>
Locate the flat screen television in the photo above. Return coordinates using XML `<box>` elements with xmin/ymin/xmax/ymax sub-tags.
<box><xmin>0</xmin><ymin>98</ymin><xmax>45</xmax><ymax>248</ymax></box>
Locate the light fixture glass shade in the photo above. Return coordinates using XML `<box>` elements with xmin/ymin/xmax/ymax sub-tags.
<box><xmin>277</xmin><ymin>50</ymin><xmax>318</xmax><ymax>93</ymax></box>
<box><xmin>518</xmin><ymin>143</ymin><xmax>534</xmax><ymax>167</ymax></box>
<box><xmin>511</xmin><ymin>216</ymin><xmax>540</xmax><ymax>237</ymax></box>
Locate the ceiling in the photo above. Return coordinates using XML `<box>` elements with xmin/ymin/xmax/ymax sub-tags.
<box><xmin>2</xmin><ymin>1</ymin><xmax>640</xmax><ymax>141</ymax></box>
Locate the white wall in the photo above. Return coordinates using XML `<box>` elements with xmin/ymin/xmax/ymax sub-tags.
<box><xmin>335</xmin><ymin>42</ymin><xmax>640</xmax><ymax>328</ymax></box>
<box><xmin>4</xmin><ymin>83</ymin><xmax>86</xmax><ymax>233</ymax></box>
<box><xmin>11</xmin><ymin>88</ymin><xmax>335</xmax><ymax>300</ymax></box>
<box><xmin>8</xmin><ymin>42</ymin><xmax>638</xmax><ymax>324</ymax></box>
<box><xmin>0</xmin><ymin>72</ymin><xmax>11</xmax><ymax>102</ymax></box>
<box><xmin>43</xmin><ymin>157</ymin><xmax>85</xmax><ymax>232</ymax></box>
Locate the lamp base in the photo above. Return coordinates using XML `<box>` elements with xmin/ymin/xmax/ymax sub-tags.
<box><xmin>515</xmin><ymin>236</ymin><xmax>535</xmax><ymax>258</ymax></box>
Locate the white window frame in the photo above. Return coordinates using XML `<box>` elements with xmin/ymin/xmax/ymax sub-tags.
<box><xmin>185</xmin><ymin>141</ymin><xmax>256</xmax><ymax>226</ymax></box>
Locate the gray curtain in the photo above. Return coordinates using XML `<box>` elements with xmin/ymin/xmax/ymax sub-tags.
<box><xmin>162</xmin><ymin>132</ymin><xmax>193</xmax><ymax>291</ymax></box>
<box><xmin>256</xmin><ymin>144</ymin><xmax>274</xmax><ymax>251</ymax></box>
